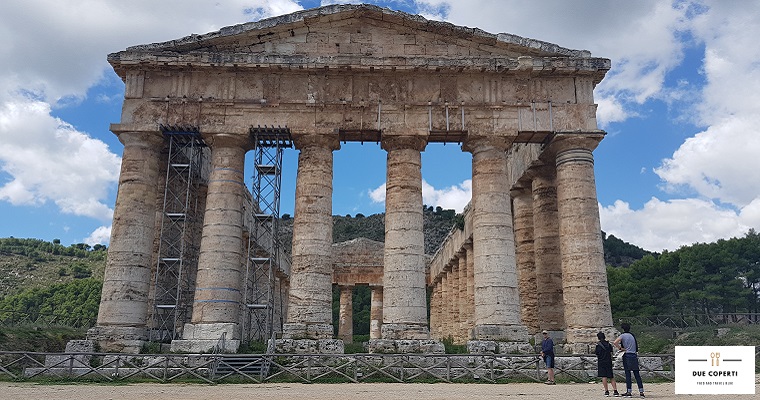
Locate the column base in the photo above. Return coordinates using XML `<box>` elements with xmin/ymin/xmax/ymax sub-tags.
<box><xmin>381</xmin><ymin>323</ymin><xmax>430</xmax><ymax>340</ymax></box>
<box><xmin>169</xmin><ymin>322</ymin><xmax>241</xmax><ymax>353</ymax></box>
<box><xmin>274</xmin><ymin>338</ymin><xmax>345</xmax><ymax>353</ymax></box>
<box><xmin>367</xmin><ymin>339</ymin><xmax>445</xmax><ymax>354</ymax></box>
<box><xmin>86</xmin><ymin>325</ymin><xmax>148</xmax><ymax>354</ymax></box>
<box><xmin>562</xmin><ymin>326</ymin><xmax>619</xmax><ymax>354</ymax></box>
<box><xmin>281</xmin><ymin>323</ymin><xmax>334</xmax><ymax>339</ymax></box>
<box><xmin>472</xmin><ymin>324</ymin><xmax>530</xmax><ymax>342</ymax></box>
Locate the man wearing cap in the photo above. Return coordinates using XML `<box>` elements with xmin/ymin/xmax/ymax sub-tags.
<box><xmin>540</xmin><ymin>330</ymin><xmax>555</xmax><ymax>384</ymax></box>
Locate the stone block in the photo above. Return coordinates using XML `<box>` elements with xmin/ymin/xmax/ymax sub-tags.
<box><xmin>366</xmin><ymin>339</ymin><xmax>397</xmax><ymax>354</ymax></box>
<box><xmin>274</xmin><ymin>338</ymin><xmax>345</xmax><ymax>354</ymax></box>
<box><xmin>472</xmin><ymin>324</ymin><xmax>529</xmax><ymax>342</ymax></box>
<box><xmin>181</xmin><ymin>322</ymin><xmax>240</xmax><ymax>340</ymax></box>
<box><xmin>86</xmin><ymin>326</ymin><xmax>147</xmax><ymax>354</ymax></box>
<box><xmin>467</xmin><ymin>340</ymin><xmax>497</xmax><ymax>354</ymax></box>
<box><xmin>639</xmin><ymin>356</ymin><xmax>663</xmax><ymax>372</ymax></box>
<box><xmin>497</xmin><ymin>342</ymin><xmax>534</xmax><ymax>354</ymax></box>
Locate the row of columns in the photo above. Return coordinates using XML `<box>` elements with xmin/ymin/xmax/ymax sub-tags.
<box><xmin>337</xmin><ymin>285</ymin><xmax>384</xmax><ymax>343</ymax></box>
<box><xmin>430</xmin><ymin>244</ymin><xmax>474</xmax><ymax>342</ymax></box>
<box><xmin>428</xmin><ymin>135</ymin><xmax>614</xmax><ymax>348</ymax></box>
<box><xmin>93</xmin><ymin>128</ymin><xmax>611</xmax><ymax>352</ymax></box>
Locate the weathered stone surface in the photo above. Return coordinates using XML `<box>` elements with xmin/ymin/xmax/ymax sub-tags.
<box><xmin>87</xmin><ymin>326</ymin><xmax>147</xmax><ymax>354</ymax></box>
<box><xmin>275</xmin><ymin>338</ymin><xmax>345</xmax><ymax>354</ymax></box>
<box><xmin>381</xmin><ymin>137</ymin><xmax>429</xmax><ymax>339</ymax></box>
<box><xmin>367</xmin><ymin>339</ymin><xmax>444</xmax><ymax>354</ymax></box>
<box><xmin>98</xmin><ymin>3</ymin><xmax>611</xmax><ymax>353</ymax></box>
<box><xmin>284</xmin><ymin>136</ymin><xmax>338</xmax><ymax>339</ymax></box>
<box><xmin>45</xmin><ymin>340</ymin><xmax>96</xmax><ymax>368</ymax></box>
<box><xmin>465</xmin><ymin>137</ymin><xmax>528</xmax><ymax>342</ymax></box>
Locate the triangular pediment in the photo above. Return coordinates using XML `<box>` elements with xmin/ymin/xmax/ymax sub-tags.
<box><xmin>109</xmin><ymin>4</ymin><xmax>606</xmax><ymax>74</ymax></box>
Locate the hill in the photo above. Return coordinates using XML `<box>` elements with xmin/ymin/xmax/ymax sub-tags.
<box><xmin>602</xmin><ymin>231</ymin><xmax>655</xmax><ymax>267</ymax></box>
<box><xmin>279</xmin><ymin>205</ymin><xmax>460</xmax><ymax>255</ymax></box>
<box><xmin>0</xmin><ymin>238</ymin><xmax>106</xmax><ymax>298</ymax></box>
<box><xmin>0</xmin><ymin>211</ymin><xmax>649</xmax><ymax>298</ymax></box>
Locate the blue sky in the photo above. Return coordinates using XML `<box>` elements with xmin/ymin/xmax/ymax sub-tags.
<box><xmin>1</xmin><ymin>0</ymin><xmax>759</xmax><ymax>252</ymax></box>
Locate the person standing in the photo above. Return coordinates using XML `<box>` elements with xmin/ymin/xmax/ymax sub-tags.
<box><xmin>540</xmin><ymin>330</ymin><xmax>555</xmax><ymax>384</ymax></box>
<box><xmin>595</xmin><ymin>331</ymin><xmax>620</xmax><ymax>397</ymax></box>
<box><xmin>614</xmin><ymin>323</ymin><xmax>644</xmax><ymax>397</ymax></box>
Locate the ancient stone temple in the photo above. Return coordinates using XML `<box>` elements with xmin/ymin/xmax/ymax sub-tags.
<box><xmin>92</xmin><ymin>4</ymin><xmax>615</xmax><ymax>354</ymax></box>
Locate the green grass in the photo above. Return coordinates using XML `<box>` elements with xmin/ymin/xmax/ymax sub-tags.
<box><xmin>0</xmin><ymin>324</ymin><xmax>85</xmax><ymax>352</ymax></box>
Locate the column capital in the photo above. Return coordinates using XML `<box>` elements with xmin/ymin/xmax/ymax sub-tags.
<box><xmin>545</xmin><ymin>132</ymin><xmax>604</xmax><ymax>155</ymax></box>
<box><xmin>462</xmin><ymin>240</ymin><xmax>473</xmax><ymax>251</ymax></box>
<box><xmin>380</xmin><ymin>135</ymin><xmax>427</xmax><ymax>152</ymax></box>
<box><xmin>462</xmin><ymin>135</ymin><xmax>510</xmax><ymax>154</ymax></box>
<box><xmin>293</xmin><ymin>133</ymin><xmax>341</xmax><ymax>151</ymax></box>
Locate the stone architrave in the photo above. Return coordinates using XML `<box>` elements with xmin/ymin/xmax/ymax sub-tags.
<box><xmin>531</xmin><ymin>166</ymin><xmax>565</xmax><ymax>335</ymax></box>
<box><xmin>380</xmin><ymin>136</ymin><xmax>429</xmax><ymax>340</ymax></box>
<box><xmin>172</xmin><ymin>133</ymin><xmax>248</xmax><ymax>353</ymax></box>
<box><xmin>87</xmin><ymin>130</ymin><xmax>164</xmax><ymax>353</ymax></box>
<box><xmin>512</xmin><ymin>188</ymin><xmax>539</xmax><ymax>335</ymax></box>
<box><xmin>552</xmin><ymin>134</ymin><xmax>615</xmax><ymax>348</ymax></box>
<box><xmin>283</xmin><ymin>134</ymin><xmax>340</xmax><ymax>340</ymax></box>
<box><xmin>338</xmin><ymin>285</ymin><xmax>354</xmax><ymax>343</ymax></box>
<box><xmin>464</xmin><ymin>137</ymin><xmax>528</xmax><ymax>343</ymax></box>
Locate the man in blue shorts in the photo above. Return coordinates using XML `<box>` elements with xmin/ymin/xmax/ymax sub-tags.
<box><xmin>540</xmin><ymin>330</ymin><xmax>555</xmax><ymax>384</ymax></box>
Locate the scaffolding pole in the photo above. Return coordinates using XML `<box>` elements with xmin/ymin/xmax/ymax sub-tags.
<box><xmin>151</xmin><ymin>127</ymin><xmax>207</xmax><ymax>342</ymax></box>
<box><xmin>243</xmin><ymin>126</ymin><xmax>292</xmax><ymax>342</ymax></box>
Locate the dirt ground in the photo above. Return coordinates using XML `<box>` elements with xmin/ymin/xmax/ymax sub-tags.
<box><xmin>2</xmin><ymin>381</ymin><xmax>757</xmax><ymax>400</ymax></box>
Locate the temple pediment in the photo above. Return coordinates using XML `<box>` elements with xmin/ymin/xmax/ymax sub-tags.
<box><xmin>109</xmin><ymin>4</ymin><xmax>609</xmax><ymax>79</ymax></box>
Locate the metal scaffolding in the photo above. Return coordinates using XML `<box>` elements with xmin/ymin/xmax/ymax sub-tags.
<box><xmin>151</xmin><ymin>127</ymin><xmax>208</xmax><ymax>342</ymax></box>
<box><xmin>243</xmin><ymin>126</ymin><xmax>292</xmax><ymax>342</ymax></box>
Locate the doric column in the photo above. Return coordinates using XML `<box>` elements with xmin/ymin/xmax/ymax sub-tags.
<box><xmin>449</xmin><ymin>261</ymin><xmax>459</xmax><ymax>341</ymax></box>
<box><xmin>552</xmin><ymin>135</ymin><xmax>614</xmax><ymax>346</ymax></box>
<box><xmin>457</xmin><ymin>250</ymin><xmax>468</xmax><ymax>342</ymax></box>
<box><xmin>431</xmin><ymin>281</ymin><xmax>442</xmax><ymax>338</ymax></box>
<box><xmin>89</xmin><ymin>130</ymin><xmax>163</xmax><ymax>353</ymax></box>
<box><xmin>464</xmin><ymin>242</ymin><xmax>475</xmax><ymax>339</ymax></box>
<box><xmin>380</xmin><ymin>136</ymin><xmax>429</xmax><ymax>340</ymax></box>
<box><xmin>464</xmin><ymin>137</ymin><xmax>528</xmax><ymax>342</ymax></box>
<box><xmin>531</xmin><ymin>167</ymin><xmax>565</xmax><ymax>333</ymax></box>
<box><xmin>338</xmin><ymin>285</ymin><xmax>354</xmax><ymax>343</ymax></box>
<box><xmin>440</xmin><ymin>270</ymin><xmax>450</xmax><ymax>338</ymax></box>
<box><xmin>174</xmin><ymin>133</ymin><xmax>248</xmax><ymax>353</ymax></box>
<box><xmin>512</xmin><ymin>187</ymin><xmax>540</xmax><ymax>335</ymax></box>
<box><xmin>370</xmin><ymin>286</ymin><xmax>383</xmax><ymax>340</ymax></box>
<box><xmin>283</xmin><ymin>134</ymin><xmax>340</xmax><ymax>339</ymax></box>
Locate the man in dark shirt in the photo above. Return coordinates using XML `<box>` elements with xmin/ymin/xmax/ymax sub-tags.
<box><xmin>540</xmin><ymin>330</ymin><xmax>555</xmax><ymax>384</ymax></box>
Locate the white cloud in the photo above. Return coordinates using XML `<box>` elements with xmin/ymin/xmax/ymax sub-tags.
<box><xmin>369</xmin><ymin>179</ymin><xmax>471</xmax><ymax>213</ymax></box>
<box><xmin>84</xmin><ymin>225</ymin><xmax>112</xmax><ymax>246</ymax></box>
<box><xmin>410</xmin><ymin>0</ymin><xmax>692</xmax><ymax>128</ymax></box>
<box><xmin>0</xmin><ymin>0</ymin><xmax>304</xmax><ymax>104</ymax></box>
<box><xmin>422</xmin><ymin>179</ymin><xmax>471</xmax><ymax>212</ymax></box>
<box><xmin>368</xmin><ymin>183</ymin><xmax>386</xmax><ymax>203</ymax></box>
<box><xmin>0</xmin><ymin>0</ymin><xmax>304</xmax><ymax>231</ymax></box>
<box><xmin>0</xmin><ymin>99</ymin><xmax>120</xmax><ymax>220</ymax></box>
<box><xmin>606</xmin><ymin>2</ymin><xmax>760</xmax><ymax>250</ymax></box>
<box><xmin>600</xmin><ymin>198</ymin><xmax>750</xmax><ymax>252</ymax></box>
